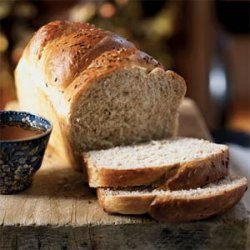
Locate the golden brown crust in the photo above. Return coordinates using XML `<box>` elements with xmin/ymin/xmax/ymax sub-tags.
<box><xmin>97</xmin><ymin>177</ymin><xmax>248</xmax><ymax>222</ymax></box>
<box><xmin>97</xmin><ymin>189</ymin><xmax>155</xmax><ymax>214</ymax></box>
<box><xmin>89</xmin><ymin>166</ymin><xmax>168</xmax><ymax>188</ymax></box>
<box><xmin>149</xmin><ymin>181</ymin><xmax>247</xmax><ymax>222</ymax></box>
<box><xmin>26</xmin><ymin>21</ymin><xmax>135</xmax><ymax>90</ymax></box>
<box><xmin>28</xmin><ymin>20</ymin><xmax>78</xmax><ymax>59</ymax></box>
<box><xmin>159</xmin><ymin>149</ymin><xmax>229</xmax><ymax>190</ymax></box>
<box><xmin>86</xmin><ymin>148</ymin><xmax>229</xmax><ymax>189</ymax></box>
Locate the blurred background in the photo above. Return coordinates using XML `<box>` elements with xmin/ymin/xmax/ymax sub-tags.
<box><xmin>0</xmin><ymin>0</ymin><xmax>249</xmax><ymax>145</ymax></box>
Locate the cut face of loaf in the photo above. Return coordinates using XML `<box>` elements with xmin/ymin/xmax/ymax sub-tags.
<box><xmin>15</xmin><ymin>21</ymin><xmax>186</xmax><ymax>170</ymax></box>
<box><xmin>97</xmin><ymin>176</ymin><xmax>248</xmax><ymax>222</ymax></box>
<box><xmin>70</xmin><ymin>62</ymin><xmax>185</xmax><ymax>155</ymax></box>
<box><xmin>84</xmin><ymin>137</ymin><xmax>229</xmax><ymax>188</ymax></box>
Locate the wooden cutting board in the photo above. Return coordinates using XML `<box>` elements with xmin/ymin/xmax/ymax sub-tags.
<box><xmin>1</xmin><ymin>98</ymin><xmax>249</xmax><ymax>249</ymax></box>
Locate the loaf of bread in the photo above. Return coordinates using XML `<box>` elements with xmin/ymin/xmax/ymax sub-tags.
<box><xmin>15</xmin><ymin>21</ymin><xmax>186</xmax><ymax>170</ymax></box>
<box><xmin>83</xmin><ymin>137</ymin><xmax>229</xmax><ymax>189</ymax></box>
<box><xmin>97</xmin><ymin>176</ymin><xmax>248</xmax><ymax>222</ymax></box>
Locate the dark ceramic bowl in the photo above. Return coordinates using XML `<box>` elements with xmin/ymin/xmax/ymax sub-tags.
<box><xmin>0</xmin><ymin>111</ymin><xmax>52</xmax><ymax>194</ymax></box>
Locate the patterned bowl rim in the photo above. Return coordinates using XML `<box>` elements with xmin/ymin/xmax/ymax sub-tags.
<box><xmin>0</xmin><ymin>110</ymin><xmax>53</xmax><ymax>143</ymax></box>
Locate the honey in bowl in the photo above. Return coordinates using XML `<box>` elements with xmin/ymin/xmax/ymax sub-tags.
<box><xmin>0</xmin><ymin>124</ymin><xmax>44</xmax><ymax>141</ymax></box>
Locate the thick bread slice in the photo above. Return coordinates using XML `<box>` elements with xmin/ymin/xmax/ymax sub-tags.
<box><xmin>83</xmin><ymin>138</ymin><xmax>229</xmax><ymax>188</ymax></box>
<box><xmin>97</xmin><ymin>176</ymin><xmax>248</xmax><ymax>222</ymax></box>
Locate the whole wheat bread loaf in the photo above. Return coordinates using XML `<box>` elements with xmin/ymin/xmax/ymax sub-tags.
<box><xmin>15</xmin><ymin>21</ymin><xmax>186</xmax><ymax>170</ymax></box>
<box><xmin>97</xmin><ymin>176</ymin><xmax>248</xmax><ymax>222</ymax></box>
<box><xmin>83</xmin><ymin>137</ymin><xmax>229</xmax><ymax>189</ymax></box>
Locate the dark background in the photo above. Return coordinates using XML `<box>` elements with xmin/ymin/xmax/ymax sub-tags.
<box><xmin>0</xmin><ymin>0</ymin><xmax>249</xmax><ymax>145</ymax></box>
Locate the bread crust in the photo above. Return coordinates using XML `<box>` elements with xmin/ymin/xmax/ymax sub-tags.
<box><xmin>86</xmin><ymin>148</ymin><xmax>229</xmax><ymax>189</ymax></box>
<box><xmin>97</xmin><ymin>177</ymin><xmax>248</xmax><ymax>222</ymax></box>
<box><xmin>160</xmin><ymin>149</ymin><xmax>229</xmax><ymax>190</ymax></box>
<box><xmin>26</xmin><ymin>21</ymin><xmax>135</xmax><ymax>90</ymax></box>
<box><xmin>97</xmin><ymin>189</ymin><xmax>155</xmax><ymax>215</ymax></box>
<box><xmin>149</xmin><ymin>180</ymin><xmax>247</xmax><ymax>222</ymax></box>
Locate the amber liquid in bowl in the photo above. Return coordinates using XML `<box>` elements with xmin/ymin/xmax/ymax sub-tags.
<box><xmin>0</xmin><ymin>125</ymin><xmax>43</xmax><ymax>141</ymax></box>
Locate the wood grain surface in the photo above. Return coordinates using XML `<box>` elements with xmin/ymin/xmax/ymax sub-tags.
<box><xmin>1</xmin><ymin>98</ymin><xmax>249</xmax><ymax>249</ymax></box>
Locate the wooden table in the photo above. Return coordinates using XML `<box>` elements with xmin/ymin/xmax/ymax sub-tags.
<box><xmin>1</xmin><ymin>98</ymin><xmax>249</xmax><ymax>249</ymax></box>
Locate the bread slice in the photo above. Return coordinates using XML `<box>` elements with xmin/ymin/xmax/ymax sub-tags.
<box><xmin>83</xmin><ymin>137</ymin><xmax>229</xmax><ymax>189</ymax></box>
<box><xmin>97</xmin><ymin>176</ymin><xmax>248</xmax><ymax>222</ymax></box>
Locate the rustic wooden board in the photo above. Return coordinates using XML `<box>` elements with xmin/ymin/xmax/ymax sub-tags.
<box><xmin>1</xmin><ymin>98</ymin><xmax>249</xmax><ymax>249</ymax></box>
<box><xmin>1</xmin><ymin>222</ymin><xmax>249</xmax><ymax>250</ymax></box>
